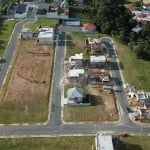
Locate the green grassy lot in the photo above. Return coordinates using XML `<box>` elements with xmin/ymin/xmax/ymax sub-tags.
<box><xmin>0</xmin><ymin>135</ymin><xmax>149</xmax><ymax>150</ymax></box>
<box><xmin>65</xmin><ymin>33</ymin><xmax>101</xmax><ymax>59</ymax></box>
<box><xmin>25</xmin><ymin>18</ymin><xmax>58</xmax><ymax>32</ymax></box>
<box><xmin>69</xmin><ymin>7</ymin><xmax>89</xmax><ymax>19</ymax></box>
<box><xmin>114</xmin><ymin>39</ymin><xmax>150</xmax><ymax>91</ymax></box>
<box><xmin>0</xmin><ymin>19</ymin><xmax>19</xmax><ymax>57</ymax></box>
<box><xmin>119</xmin><ymin>135</ymin><xmax>150</xmax><ymax>150</ymax></box>
<box><xmin>0</xmin><ymin>136</ymin><xmax>95</xmax><ymax>150</ymax></box>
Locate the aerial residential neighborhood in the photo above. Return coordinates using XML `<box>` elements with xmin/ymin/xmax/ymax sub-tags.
<box><xmin>0</xmin><ymin>0</ymin><xmax>150</xmax><ymax>149</ymax></box>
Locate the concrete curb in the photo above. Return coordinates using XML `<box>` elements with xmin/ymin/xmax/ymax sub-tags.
<box><xmin>0</xmin><ymin>134</ymin><xmax>95</xmax><ymax>139</ymax></box>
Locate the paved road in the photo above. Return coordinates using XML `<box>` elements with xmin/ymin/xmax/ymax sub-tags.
<box><xmin>101</xmin><ymin>38</ymin><xmax>131</xmax><ymax>125</ymax></box>
<box><xmin>48</xmin><ymin>32</ymin><xmax>65</xmax><ymax>126</ymax></box>
<box><xmin>0</xmin><ymin>21</ymin><xmax>149</xmax><ymax>137</ymax></box>
<box><xmin>0</xmin><ymin>120</ymin><xmax>149</xmax><ymax>136</ymax></box>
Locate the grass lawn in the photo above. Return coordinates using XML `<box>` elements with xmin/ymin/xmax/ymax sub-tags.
<box><xmin>0</xmin><ymin>136</ymin><xmax>95</xmax><ymax>150</ymax></box>
<box><xmin>0</xmin><ymin>19</ymin><xmax>19</xmax><ymax>57</ymax></box>
<box><xmin>25</xmin><ymin>18</ymin><xmax>58</xmax><ymax>32</ymax></box>
<box><xmin>65</xmin><ymin>33</ymin><xmax>101</xmax><ymax>59</ymax></box>
<box><xmin>114</xmin><ymin>39</ymin><xmax>150</xmax><ymax>91</ymax></box>
<box><xmin>119</xmin><ymin>135</ymin><xmax>150</xmax><ymax>150</ymax></box>
<box><xmin>69</xmin><ymin>7</ymin><xmax>89</xmax><ymax>19</ymax></box>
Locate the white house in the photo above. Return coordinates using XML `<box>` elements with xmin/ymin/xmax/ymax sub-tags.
<box><xmin>68</xmin><ymin>69</ymin><xmax>84</xmax><ymax>78</ymax></box>
<box><xmin>38</xmin><ymin>29</ymin><xmax>54</xmax><ymax>45</ymax></box>
<box><xmin>69</xmin><ymin>53</ymin><xmax>83</xmax><ymax>66</ymax></box>
<box><xmin>67</xmin><ymin>87</ymin><xmax>85</xmax><ymax>103</ymax></box>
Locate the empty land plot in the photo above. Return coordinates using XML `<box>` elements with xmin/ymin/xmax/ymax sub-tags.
<box><xmin>63</xmin><ymin>87</ymin><xmax>118</xmax><ymax>122</ymax></box>
<box><xmin>0</xmin><ymin>136</ymin><xmax>95</xmax><ymax>150</ymax></box>
<box><xmin>0</xmin><ymin>40</ymin><xmax>54</xmax><ymax>123</ymax></box>
<box><xmin>119</xmin><ymin>135</ymin><xmax>150</xmax><ymax>150</ymax></box>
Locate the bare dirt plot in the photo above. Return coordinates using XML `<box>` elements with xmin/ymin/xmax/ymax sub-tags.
<box><xmin>143</xmin><ymin>0</ymin><xmax>150</xmax><ymax>4</ymax></box>
<box><xmin>63</xmin><ymin>86</ymin><xmax>118</xmax><ymax>122</ymax></box>
<box><xmin>0</xmin><ymin>40</ymin><xmax>54</xmax><ymax>123</ymax></box>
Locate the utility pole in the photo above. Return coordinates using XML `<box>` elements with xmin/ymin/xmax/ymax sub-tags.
<box><xmin>140</xmin><ymin>122</ymin><xmax>143</xmax><ymax>135</ymax></box>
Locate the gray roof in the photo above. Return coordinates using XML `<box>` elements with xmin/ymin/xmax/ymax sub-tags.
<box><xmin>67</xmin><ymin>87</ymin><xmax>84</xmax><ymax>99</ymax></box>
<box><xmin>16</xmin><ymin>4</ymin><xmax>27</xmax><ymax>14</ymax></box>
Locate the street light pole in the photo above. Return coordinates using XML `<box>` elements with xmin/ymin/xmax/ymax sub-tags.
<box><xmin>140</xmin><ymin>122</ymin><xmax>143</xmax><ymax>135</ymax></box>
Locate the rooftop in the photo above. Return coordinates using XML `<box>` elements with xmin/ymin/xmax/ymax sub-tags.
<box><xmin>90</xmin><ymin>55</ymin><xmax>106</xmax><ymax>63</ymax></box>
<box><xmin>16</xmin><ymin>4</ymin><xmax>27</xmax><ymax>14</ymax></box>
<box><xmin>68</xmin><ymin>69</ymin><xmax>84</xmax><ymax>78</ymax></box>
<box><xmin>39</xmin><ymin>26</ymin><xmax>54</xmax><ymax>32</ymax></box>
<box><xmin>38</xmin><ymin>31</ymin><xmax>53</xmax><ymax>38</ymax></box>
<box><xmin>69</xmin><ymin>53</ymin><xmax>83</xmax><ymax>61</ymax></box>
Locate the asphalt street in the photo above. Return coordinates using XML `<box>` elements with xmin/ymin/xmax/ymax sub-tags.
<box><xmin>101</xmin><ymin>38</ymin><xmax>132</xmax><ymax>125</ymax></box>
<box><xmin>0</xmin><ymin>20</ymin><xmax>149</xmax><ymax>137</ymax></box>
<box><xmin>49</xmin><ymin>32</ymin><xmax>65</xmax><ymax>126</ymax></box>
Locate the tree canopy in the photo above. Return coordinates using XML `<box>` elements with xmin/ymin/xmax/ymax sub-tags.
<box><xmin>84</xmin><ymin>0</ymin><xmax>150</xmax><ymax>60</ymax></box>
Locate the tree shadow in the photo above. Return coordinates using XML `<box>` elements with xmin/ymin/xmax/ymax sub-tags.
<box><xmin>89</xmin><ymin>94</ymin><xmax>104</xmax><ymax>106</ymax></box>
<box><xmin>113</xmin><ymin>137</ymin><xmax>143</xmax><ymax>150</ymax></box>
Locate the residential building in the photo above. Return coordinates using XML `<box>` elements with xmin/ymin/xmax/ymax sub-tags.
<box><xmin>68</xmin><ymin>69</ymin><xmax>84</xmax><ymax>78</ymax></box>
<box><xmin>69</xmin><ymin>53</ymin><xmax>83</xmax><ymax>67</ymax></box>
<box><xmin>38</xmin><ymin>26</ymin><xmax>54</xmax><ymax>44</ymax></box>
<box><xmin>14</xmin><ymin>4</ymin><xmax>28</xmax><ymax>18</ymax></box>
<box><xmin>67</xmin><ymin>87</ymin><xmax>85</xmax><ymax>103</ymax></box>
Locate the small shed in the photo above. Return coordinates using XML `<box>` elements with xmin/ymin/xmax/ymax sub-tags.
<box><xmin>21</xmin><ymin>28</ymin><xmax>32</xmax><ymax>39</ymax></box>
<box><xmin>132</xmin><ymin>25</ymin><xmax>142</xmax><ymax>33</ymax></box>
<box><xmin>67</xmin><ymin>87</ymin><xmax>85</xmax><ymax>103</ymax></box>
